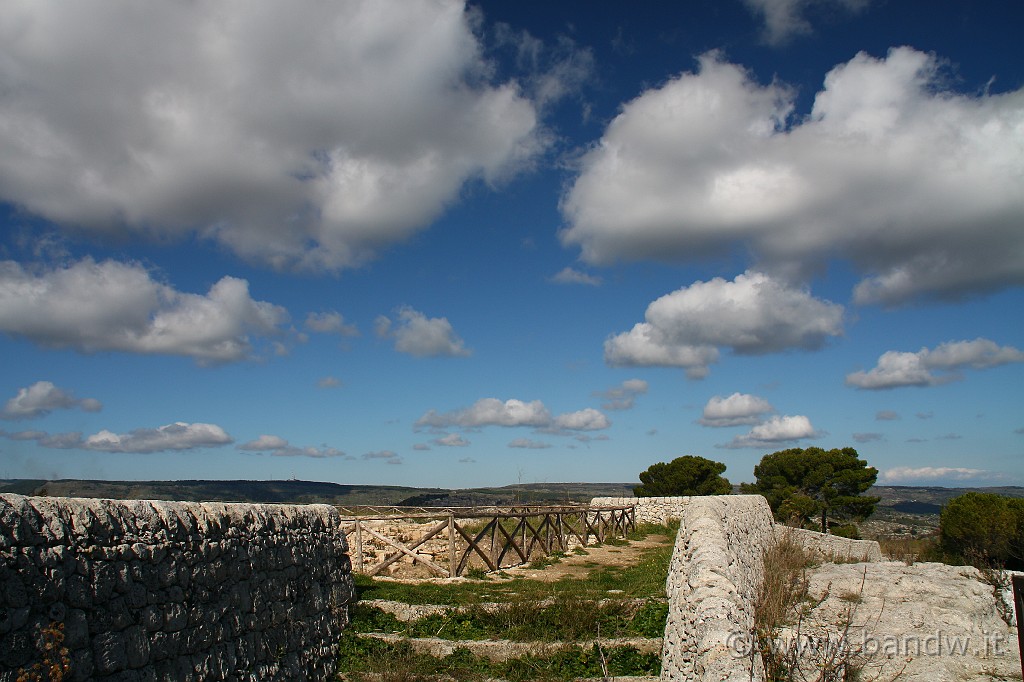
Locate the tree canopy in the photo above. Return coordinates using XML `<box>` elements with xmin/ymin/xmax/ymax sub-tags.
<box><xmin>940</xmin><ymin>492</ymin><xmax>1024</xmax><ymax>568</ymax></box>
<box><xmin>740</xmin><ymin>446</ymin><xmax>878</xmax><ymax>533</ymax></box>
<box><xmin>634</xmin><ymin>455</ymin><xmax>732</xmax><ymax>497</ymax></box>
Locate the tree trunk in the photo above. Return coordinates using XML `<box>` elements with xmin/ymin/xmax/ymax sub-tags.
<box><xmin>821</xmin><ymin>509</ymin><xmax>828</xmax><ymax>534</ymax></box>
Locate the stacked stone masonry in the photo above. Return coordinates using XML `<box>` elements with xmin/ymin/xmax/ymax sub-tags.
<box><xmin>0</xmin><ymin>494</ymin><xmax>354</xmax><ymax>682</ymax></box>
<box><xmin>592</xmin><ymin>495</ymin><xmax>882</xmax><ymax>681</ymax></box>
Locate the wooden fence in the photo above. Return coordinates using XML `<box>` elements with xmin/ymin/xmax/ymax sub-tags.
<box><xmin>337</xmin><ymin>504</ymin><xmax>636</xmax><ymax>578</ymax></box>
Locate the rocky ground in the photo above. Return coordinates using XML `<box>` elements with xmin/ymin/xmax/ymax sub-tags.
<box><xmin>797</xmin><ymin>561</ymin><xmax>1022</xmax><ymax>681</ymax></box>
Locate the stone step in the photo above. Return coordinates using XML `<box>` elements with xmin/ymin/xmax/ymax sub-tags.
<box><xmin>355</xmin><ymin>631</ymin><xmax>664</xmax><ymax>662</ymax></box>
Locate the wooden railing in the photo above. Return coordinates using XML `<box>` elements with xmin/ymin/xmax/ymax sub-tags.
<box><xmin>337</xmin><ymin>504</ymin><xmax>636</xmax><ymax>578</ymax></box>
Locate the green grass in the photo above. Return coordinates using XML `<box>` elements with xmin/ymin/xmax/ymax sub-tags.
<box><xmin>335</xmin><ymin>634</ymin><xmax>661</xmax><ymax>681</ymax></box>
<box><xmin>339</xmin><ymin>522</ymin><xmax>676</xmax><ymax>681</ymax></box>
<box><xmin>349</xmin><ymin>598</ymin><xmax>669</xmax><ymax>641</ymax></box>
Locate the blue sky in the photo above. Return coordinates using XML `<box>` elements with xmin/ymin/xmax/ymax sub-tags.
<box><xmin>1</xmin><ymin>0</ymin><xmax>1022</xmax><ymax>489</ymax></box>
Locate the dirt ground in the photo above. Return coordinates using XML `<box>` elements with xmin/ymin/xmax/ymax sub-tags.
<box><xmin>373</xmin><ymin>533</ymin><xmax>671</xmax><ymax>582</ymax></box>
<box><xmin>496</xmin><ymin>534</ymin><xmax>671</xmax><ymax>582</ymax></box>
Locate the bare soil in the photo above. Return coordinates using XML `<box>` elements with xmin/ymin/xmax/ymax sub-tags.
<box><xmin>496</xmin><ymin>535</ymin><xmax>670</xmax><ymax>582</ymax></box>
<box><xmin>373</xmin><ymin>534</ymin><xmax>670</xmax><ymax>582</ymax></box>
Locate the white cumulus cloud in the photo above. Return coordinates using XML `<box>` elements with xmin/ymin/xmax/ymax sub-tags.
<box><xmin>720</xmin><ymin>415</ymin><xmax>819</xmax><ymax>449</ymax></box>
<box><xmin>0</xmin><ymin>0</ymin><xmax>542</xmax><ymax>272</ymax></box>
<box><xmin>417</xmin><ymin>398</ymin><xmax>551</xmax><ymax>429</ymax></box>
<box><xmin>605</xmin><ymin>271</ymin><xmax>843</xmax><ymax>378</ymax></box>
<box><xmin>416</xmin><ymin>397</ymin><xmax>610</xmax><ymax>434</ymax></box>
<box><xmin>0</xmin><ymin>258</ymin><xmax>287</xmax><ymax>364</ymax></box>
<box><xmin>561</xmin><ymin>48</ymin><xmax>1024</xmax><ymax>305</ymax></box>
<box><xmin>378</xmin><ymin>306</ymin><xmax>471</xmax><ymax>358</ymax></box>
<box><xmin>552</xmin><ymin>408</ymin><xmax>611</xmax><ymax>432</ymax></box>
<box><xmin>2</xmin><ymin>381</ymin><xmax>102</xmax><ymax>420</ymax></box>
<box><xmin>846</xmin><ymin>338</ymin><xmax>1024</xmax><ymax>389</ymax></box>
<box><xmin>2</xmin><ymin>422</ymin><xmax>232</xmax><ymax>454</ymax></box>
<box><xmin>699</xmin><ymin>393</ymin><xmax>774</xmax><ymax>427</ymax></box>
<box><xmin>84</xmin><ymin>422</ymin><xmax>233</xmax><ymax>453</ymax></box>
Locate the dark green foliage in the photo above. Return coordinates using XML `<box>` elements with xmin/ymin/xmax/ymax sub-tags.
<box><xmin>740</xmin><ymin>446</ymin><xmax>879</xmax><ymax>533</ymax></box>
<box><xmin>634</xmin><ymin>455</ymin><xmax>731</xmax><ymax>497</ymax></box>
<box><xmin>828</xmin><ymin>523</ymin><xmax>861</xmax><ymax>539</ymax></box>
<box><xmin>939</xmin><ymin>492</ymin><xmax>1024</xmax><ymax>568</ymax></box>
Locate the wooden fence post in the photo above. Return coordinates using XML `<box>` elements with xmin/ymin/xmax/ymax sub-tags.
<box><xmin>448</xmin><ymin>513</ymin><xmax>456</xmax><ymax>578</ymax></box>
<box><xmin>354</xmin><ymin>520</ymin><xmax>364</xmax><ymax>574</ymax></box>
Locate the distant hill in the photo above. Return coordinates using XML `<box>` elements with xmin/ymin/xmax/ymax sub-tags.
<box><xmin>0</xmin><ymin>479</ymin><xmax>635</xmax><ymax>506</ymax></box>
<box><xmin>4</xmin><ymin>480</ymin><xmax>1021</xmax><ymax>524</ymax></box>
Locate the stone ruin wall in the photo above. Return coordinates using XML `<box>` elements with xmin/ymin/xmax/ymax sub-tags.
<box><xmin>0</xmin><ymin>494</ymin><xmax>353</xmax><ymax>682</ymax></box>
<box><xmin>592</xmin><ymin>495</ymin><xmax>883</xmax><ymax>681</ymax></box>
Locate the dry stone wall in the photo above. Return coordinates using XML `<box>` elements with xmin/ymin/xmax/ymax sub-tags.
<box><xmin>0</xmin><ymin>494</ymin><xmax>354</xmax><ymax>682</ymax></box>
<box><xmin>591</xmin><ymin>496</ymin><xmax>689</xmax><ymax>524</ymax></box>
<box><xmin>659</xmin><ymin>495</ymin><xmax>775</xmax><ymax>681</ymax></box>
<box><xmin>783</xmin><ymin>525</ymin><xmax>882</xmax><ymax>562</ymax></box>
<box><xmin>592</xmin><ymin>494</ymin><xmax>883</xmax><ymax>681</ymax></box>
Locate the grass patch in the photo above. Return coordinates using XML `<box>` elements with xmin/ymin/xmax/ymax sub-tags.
<box><xmin>339</xmin><ymin>522</ymin><xmax>675</xmax><ymax>681</ymax></box>
<box><xmin>336</xmin><ymin>633</ymin><xmax>661</xmax><ymax>681</ymax></box>
<box><xmin>349</xmin><ymin>599</ymin><xmax>669</xmax><ymax>641</ymax></box>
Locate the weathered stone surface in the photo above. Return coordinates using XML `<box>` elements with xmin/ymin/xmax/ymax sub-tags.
<box><xmin>0</xmin><ymin>494</ymin><xmax>353</xmax><ymax>681</ymax></box>
<box><xmin>798</xmin><ymin>561</ymin><xmax>1020</xmax><ymax>681</ymax></box>
<box><xmin>656</xmin><ymin>495</ymin><xmax>776</xmax><ymax>682</ymax></box>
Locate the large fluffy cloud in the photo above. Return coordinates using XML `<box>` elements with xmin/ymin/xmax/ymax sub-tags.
<box><xmin>0</xmin><ymin>259</ymin><xmax>287</xmax><ymax>363</ymax></box>
<box><xmin>605</xmin><ymin>271</ymin><xmax>843</xmax><ymax>378</ymax></box>
<box><xmin>0</xmin><ymin>0</ymin><xmax>542</xmax><ymax>271</ymax></box>
<box><xmin>846</xmin><ymin>338</ymin><xmax>1024</xmax><ymax>389</ymax></box>
<box><xmin>3</xmin><ymin>421</ymin><xmax>232</xmax><ymax>453</ymax></box>
<box><xmin>2</xmin><ymin>381</ymin><xmax>101</xmax><ymax>420</ymax></box>
<box><xmin>561</xmin><ymin>48</ymin><xmax>1024</xmax><ymax>304</ymax></box>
